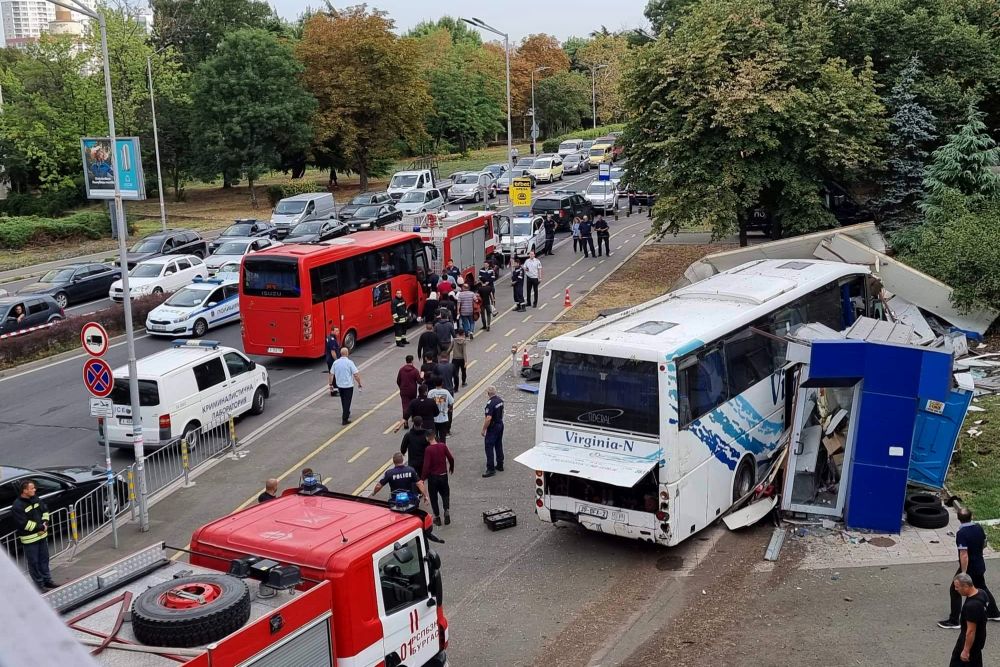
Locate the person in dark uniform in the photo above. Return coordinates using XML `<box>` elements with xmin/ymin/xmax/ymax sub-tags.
<box><xmin>12</xmin><ymin>480</ymin><xmax>57</xmax><ymax>590</ymax></box>
<box><xmin>417</xmin><ymin>322</ymin><xmax>440</xmax><ymax>363</ymax></box>
<box><xmin>578</xmin><ymin>216</ymin><xmax>595</xmax><ymax>257</ymax></box>
<box><xmin>391</xmin><ymin>289</ymin><xmax>409</xmax><ymax>347</ymax></box>
<box><xmin>371</xmin><ymin>452</ymin><xmax>427</xmax><ymax>499</ymax></box>
<box><xmin>481</xmin><ymin>385</ymin><xmax>505</xmax><ymax>477</ymax></box>
<box><xmin>594</xmin><ymin>215</ymin><xmax>611</xmax><ymax>257</ymax></box>
<box><xmin>511</xmin><ymin>258</ymin><xmax>525</xmax><ymax>312</ymax></box>
<box><xmin>542</xmin><ymin>215</ymin><xmax>557</xmax><ymax>256</ymax></box>
<box><xmin>940</xmin><ymin>508</ymin><xmax>1000</xmax><ymax>628</ymax></box>
<box><xmin>407</xmin><ymin>384</ymin><xmax>439</xmax><ymax>427</ymax></box>
<box><xmin>400</xmin><ymin>415</ymin><xmax>429</xmax><ymax>474</ymax></box>
<box><xmin>257</xmin><ymin>478</ymin><xmax>278</xmax><ymax>503</ymax></box>
<box><xmin>324</xmin><ymin>326</ymin><xmax>341</xmax><ymax>396</ymax></box>
<box><xmin>444</xmin><ymin>259</ymin><xmax>461</xmax><ymax>283</ymax></box>
<box><xmin>950</xmin><ymin>573</ymin><xmax>989</xmax><ymax>667</ymax></box>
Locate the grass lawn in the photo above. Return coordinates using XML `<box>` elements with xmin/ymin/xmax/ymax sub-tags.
<box><xmin>946</xmin><ymin>394</ymin><xmax>1000</xmax><ymax>540</ymax></box>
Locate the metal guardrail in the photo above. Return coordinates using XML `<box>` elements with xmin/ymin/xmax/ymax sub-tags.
<box><xmin>2</xmin><ymin>416</ymin><xmax>238</xmax><ymax>572</ymax></box>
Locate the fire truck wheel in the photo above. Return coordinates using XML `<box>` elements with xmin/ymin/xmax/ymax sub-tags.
<box><xmin>131</xmin><ymin>574</ymin><xmax>252</xmax><ymax>648</ymax></box>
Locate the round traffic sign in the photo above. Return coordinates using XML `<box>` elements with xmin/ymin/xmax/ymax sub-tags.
<box><xmin>83</xmin><ymin>358</ymin><xmax>115</xmax><ymax>398</ymax></box>
<box><xmin>81</xmin><ymin>321</ymin><xmax>109</xmax><ymax>356</ymax></box>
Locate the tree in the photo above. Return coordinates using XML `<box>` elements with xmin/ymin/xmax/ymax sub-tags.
<box><xmin>921</xmin><ymin>103</ymin><xmax>1000</xmax><ymax>215</ymax></box>
<box><xmin>510</xmin><ymin>34</ymin><xmax>570</xmax><ymax>115</ymax></box>
<box><xmin>562</xmin><ymin>36</ymin><xmax>590</xmax><ymax>71</ymax></box>
<box><xmin>622</xmin><ymin>0</ymin><xmax>886</xmax><ymax>242</ymax></box>
<box><xmin>405</xmin><ymin>16</ymin><xmax>482</xmax><ymax>46</ymax></box>
<box><xmin>297</xmin><ymin>6</ymin><xmax>430</xmax><ymax>190</ymax></box>
<box><xmin>190</xmin><ymin>29</ymin><xmax>315</xmax><ymax>206</ymax></box>
<box><xmin>576</xmin><ymin>34</ymin><xmax>630</xmax><ymax>124</ymax></box>
<box><xmin>873</xmin><ymin>57</ymin><xmax>937</xmax><ymax>229</ymax></box>
<box><xmin>644</xmin><ymin>0</ymin><xmax>697</xmax><ymax>36</ymax></box>
<box><xmin>535</xmin><ymin>71</ymin><xmax>591</xmax><ymax>136</ymax></box>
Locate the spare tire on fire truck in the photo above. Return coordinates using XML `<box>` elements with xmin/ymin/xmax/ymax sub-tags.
<box><xmin>131</xmin><ymin>573</ymin><xmax>252</xmax><ymax>648</ymax></box>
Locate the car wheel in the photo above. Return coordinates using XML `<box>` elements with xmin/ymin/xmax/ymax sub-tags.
<box><xmin>48</xmin><ymin>315</ymin><xmax>63</xmax><ymax>324</ymax></box>
<box><xmin>193</xmin><ymin>250</ymin><xmax>204</xmax><ymax>259</ymax></box>
<box><xmin>249</xmin><ymin>386</ymin><xmax>266</xmax><ymax>415</ymax></box>
<box><xmin>54</xmin><ymin>292</ymin><xmax>69</xmax><ymax>309</ymax></box>
<box><xmin>475</xmin><ymin>191</ymin><xmax>482</xmax><ymax>203</ymax></box>
<box><xmin>343</xmin><ymin>329</ymin><xmax>357</xmax><ymax>352</ymax></box>
<box><xmin>182</xmin><ymin>422</ymin><xmax>200</xmax><ymax>448</ymax></box>
<box><xmin>192</xmin><ymin>318</ymin><xmax>208</xmax><ymax>337</ymax></box>
<box><xmin>152</xmin><ymin>287</ymin><xmax>164</xmax><ymax>295</ymax></box>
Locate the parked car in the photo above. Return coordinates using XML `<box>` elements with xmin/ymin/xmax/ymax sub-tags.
<box><xmin>204</xmin><ymin>237</ymin><xmax>281</xmax><ymax>274</ymax></box>
<box><xmin>146</xmin><ymin>276</ymin><xmax>240</xmax><ymax>337</ymax></box>
<box><xmin>562</xmin><ymin>152</ymin><xmax>590</xmax><ymax>175</ymax></box>
<box><xmin>449</xmin><ymin>172</ymin><xmax>496</xmax><ymax>203</ymax></box>
<box><xmin>282</xmin><ymin>219</ymin><xmax>350</xmax><ymax>243</ymax></box>
<box><xmin>109</xmin><ymin>255</ymin><xmax>207</xmax><ymax>302</ymax></box>
<box><xmin>557</xmin><ymin>139</ymin><xmax>584</xmax><ymax>156</ymax></box>
<box><xmin>528</xmin><ymin>156</ymin><xmax>564</xmax><ymax>183</ymax></box>
<box><xmin>16</xmin><ymin>263</ymin><xmax>118</xmax><ymax>308</ymax></box>
<box><xmin>584</xmin><ymin>180</ymin><xmax>621</xmax><ymax>213</ymax></box>
<box><xmin>609</xmin><ymin>165</ymin><xmax>626</xmax><ymax>188</ymax></box>
<box><xmin>497</xmin><ymin>214</ymin><xmax>546</xmax><ymax>258</ymax></box>
<box><xmin>0</xmin><ymin>465</ymin><xmax>128</xmax><ymax>538</ymax></box>
<box><xmin>347</xmin><ymin>203</ymin><xmax>403</xmax><ymax>231</ymax></box>
<box><xmin>531</xmin><ymin>191</ymin><xmax>594</xmax><ymax>230</ymax></box>
<box><xmin>515</xmin><ymin>156</ymin><xmax>537</xmax><ymax>168</ymax></box>
<box><xmin>213</xmin><ymin>261</ymin><xmax>242</xmax><ymax>283</ymax></box>
<box><xmin>580</xmin><ymin>139</ymin><xmax>596</xmax><ymax>153</ymax></box>
<box><xmin>395</xmin><ymin>188</ymin><xmax>446</xmax><ymax>214</ymax></box>
<box><xmin>338</xmin><ymin>191</ymin><xmax>394</xmax><ymax>222</ymax></box>
<box><xmin>0</xmin><ymin>295</ymin><xmax>64</xmax><ymax>335</ymax></box>
<box><xmin>480</xmin><ymin>163</ymin><xmax>509</xmax><ymax>182</ymax></box>
<box><xmin>497</xmin><ymin>168</ymin><xmax>537</xmax><ymax>193</ymax></box>
<box><xmin>117</xmin><ymin>230</ymin><xmax>209</xmax><ymax>270</ymax></box>
<box><xmin>208</xmin><ymin>219</ymin><xmax>276</xmax><ymax>253</ymax></box>
<box><xmin>270</xmin><ymin>193</ymin><xmax>336</xmax><ymax>235</ymax></box>
<box><xmin>588</xmin><ymin>142</ymin><xmax>614</xmax><ymax>166</ymax></box>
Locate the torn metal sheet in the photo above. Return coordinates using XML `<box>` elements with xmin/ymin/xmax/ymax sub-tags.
<box><xmin>845</xmin><ymin>316</ymin><xmax>915</xmax><ymax>345</ymax></box>
<box><xmin>724</xmin><ymin>496</ymin><xmax>778</xmax><ymax>530</ymax></box>
<box><xmin>884</xmin><ymin>295</ymin><xmax>935</xmax><ymax>345</ymax></box>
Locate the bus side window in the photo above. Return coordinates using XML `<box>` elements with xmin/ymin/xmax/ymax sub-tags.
<box><xmin>391</xmin><ymin>242</ymin><xmax>415</xmax><ymax>276</ymax></box>
<box><xmin>310</xmin><ymin>264</ymin><xmax>340</xmax><ymax>304</ymax></box>
<box><xmin>724</xmin><ymin>328</ymin><xmax>775</xmax><ymax>395</ymax></box>
<box><xmin>353</xmin><ymin>252</ymin><xmax>378</xmax><ymax>288</ymax></box>
<box><xmin>339</xmin><ymin>258</ymin><xmax>361</xmax><ymax>294</ymax></box>
<box><xmin>677</xmin><ymin>345</ymin><xmax>728</xmax><ymax>427</ymax></box>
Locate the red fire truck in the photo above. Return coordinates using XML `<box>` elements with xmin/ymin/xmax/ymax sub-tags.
<box><xmin>385</xmin><ymin>211</ymin><xmax>504</xmax><ymax>284</ymax></box>
<box><xmin>47</xmin><ymin>491</ymin><xmax>449</xmax><ymax>666</ymax></box>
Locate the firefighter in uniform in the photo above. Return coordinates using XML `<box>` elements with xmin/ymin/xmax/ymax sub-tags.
<box><xmin>12</xmin><ymin>479</ymin><xmax>57</xmax><ymax>590</ymax></box>
<box><xmin>392</xmin><ymin>290</ymin><xmax>409</xmax><ymax>347</ymax></box>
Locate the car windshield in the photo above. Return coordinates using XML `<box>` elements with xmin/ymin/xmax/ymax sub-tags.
<box><xmin>587</xmin><ymin>182</ymin><xmax>614</xmax><ymax>195</ymax></box>
<box><xmin>291</xmin><ymin>222</ymin><xmax>322</xmax><ymax>235</ymax></box>
<box><xmin>222</xmin><ymin>224</ymin><xmax>253</xmax><ymax>236</ymax></box>
<box><xmin>399</xmin><ymin>191</ymin><xmax>425</xmax><ymax>203</ymax></box>
<box><xmin>218</xmin><ymin>262</ymin><xmax>240</xmax><ymax>274</ymax></box>
<box><xmin>131</xmin><ymin>263</ymin><xmax>163</xmax><ymax>278</ymax></box>
<box><xmin>164</xmin><ymin>287</ymin><xmax>206</xmax><ymax>307</ymax></box>
<box><xmin>354</xmin><ymin>206</ymin><xmax>379</xmax><ymax>218</ymax></box>
<box><xmin>581</xmin><ymin>141</ymin><xmax>595</xmax><ymax>150</ymax></box>
<box><xmin>559</xmin><ymin>142</ymin><xmax>579</xmax><ymax>152</ymax></box>
<box><xmin>40</xmin><ymin>268</ymin><xmax>76</xmax><ymax>283</ymax></box>
<box><xmin>516</xmin><ymin>158</ymin><xmax>535</xmax><ymax>166</ymax></box>
<box><xmin>214</xmin><ymin>241</ymin><xmax>252</xmax><ymax>255</ymax></box>
<box><xmin>350</xmin><ymin>194</ymin><xmax>374</xmax><ymax>205</ymax></box>
<box><xmin>590</xmin><ymin>147</ymin><xmax>606</xmax><ymax>156</ymax></box>
<box><xmin>455</xmin><ymin>174</ymin><xmax>479</xmax><ymax>184</ymax></box>
<box><xmin>390</xmin><ymin>174</ymin><xmax>419</xmax><ymax>188</ymax></box>
<box><xmin>565</xmin><ymin>155</ymin><xmax>581</xmax><ymax>163</ymax></box>
<box><xmin>274</xmin><ymin>201</ymin><xmax>306</xmax><ymax>214</ymax></box>
<box><xmin>130</xmin><ymin>239</ymin><xmax>162</xmax><ymax>253</ymax></box>
<box><xmin>510</xmin><ymin>220</ymin><xmax>534</xmax><ymax>236</ymax></box>
<box><xmin>610</xmin><ymin>168</ymin><xmax>625</xmax><ymax>178</ymax></box>
<box><xmin>532</xmin><ymin>160</ymin><xmax>551</xmax><ymax>169</ymax></box>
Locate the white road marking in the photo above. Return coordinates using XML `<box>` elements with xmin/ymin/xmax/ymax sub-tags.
<box><xmin>348</xmin><ymin>446</ymin><xmax>369</xmax><ymax>463</ymax></box>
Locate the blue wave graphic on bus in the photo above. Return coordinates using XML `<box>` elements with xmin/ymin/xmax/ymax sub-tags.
<box><xmin>689</xmin><ymin>395</ymin><xmax>784</xmax><ymax>470</ymax></box>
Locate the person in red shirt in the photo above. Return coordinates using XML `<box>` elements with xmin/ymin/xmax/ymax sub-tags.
<box><xmin>395</xmin><ymin>355</ymin><xmax>422</xmax><ymax>427</ymax></box>
<box><xmin>437</xmin><ymin>277</ymin><xmax>454</xmax><ymax>298</ymax></box>
<box><xmin>421</xmin><ymin>433</ymin><xmax>455</xmax><ymax>526</ymax></box>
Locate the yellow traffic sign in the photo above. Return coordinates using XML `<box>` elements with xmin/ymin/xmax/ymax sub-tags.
<box><xmin>510</xmin><ymin>177</ymin><xmax>532</xmax><ymax>208</ymax></box>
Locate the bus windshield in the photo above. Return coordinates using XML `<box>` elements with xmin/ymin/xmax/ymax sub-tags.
<box><xmin>543</xmin><ymin>351</ymin><xmax>659</xmax><ymax>436</ymax></box>
<box><xmin>243</xmin><ymin>257</ymin><xmax>301</xmax><ymax>297</ymax></box>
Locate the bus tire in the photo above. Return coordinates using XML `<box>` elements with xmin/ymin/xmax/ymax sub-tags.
<box><xmin>131</xmin><ymin>574</ymin><xmax>251</xmax><ymax>648</ymax></box>
<box><xmin>343</xmin><ymin>329</ymin><xmax>357</xmax><ymax>351</ymax></box>
<box><xmin>733</xmin><ymin>456</ymin><xmax>756</xmax><ymax>503</ymax></box>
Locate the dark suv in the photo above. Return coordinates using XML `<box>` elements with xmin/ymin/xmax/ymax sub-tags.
<box><xmin>118</xmin><ymin>229</ymin><xmax>209</xmax><ymax>269</ymax></box>
<box><xmin>0</xmin><ymin>295</ymin><xmax>64</xmax><ymax>335</ymax></box>
<box><xmin>531</xmin><ymin>191</ymin><xmax>594</xmax><ymax>230</ymax></box>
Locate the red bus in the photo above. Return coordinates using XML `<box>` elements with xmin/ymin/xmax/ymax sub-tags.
<box><xmin>240</xmin><ymin>231</ymin><xmax>428</xmax><ymax>358</ymax></box>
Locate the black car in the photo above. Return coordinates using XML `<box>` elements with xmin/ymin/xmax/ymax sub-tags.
<box><xmin>118</xmin><ymin>229</ymin><xmax>209</xmax><ymax>269</ymax></box>
<box><xmin>563</xmin><ymin>152</ymin><xmax>591</xmax><ymax>175</ymax></box>
<box><xmin>0</xmin><ymin>465</ymin><xmax>129</xmax><ymax>538</ymax></box>
<box><xmin>339</xmin><ymin>192</ymin><xmax>394</xmax><ymax>222</ymax></box>
<box><xmin>531</xmin><ymin>191</ymin><xmax>594</xmax><ymax>230</ymax></box>
<box><xmin>16</xmin><ymin>263</ymin><xmax>118</xmax><ymax>308</ymax></box>
<box><xmin>208</xmin><ymin>219</ymin><xmax>277</xmax><ymax>253</ymax></box>
<box><xmin>0</xmin><ymin>295</ymin><xmax>63</xmax><ymax>335</ymax></box>
<box><xmin>348</xmin><ymin>204</ymin><xmax>403</xmax><ymax>231</ymax></box>
<box><xmin>283</xmin><ymin>218</ymin><xmax>350</xmax><ymax>243</ymax></box>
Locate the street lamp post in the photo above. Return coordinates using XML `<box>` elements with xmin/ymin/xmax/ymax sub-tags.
<box><xmin>50</xmin><ymin>0</ymin><xmax>151</xmax><ymax>532</ymax></box>
<box><xmin>462</xmin><ymin>17</ymin><xmax>513</xmax><ymax>172</ymax></box>
<box><xmin>590</xmin><ymin>63</ymin><xmax>609</xmax><ymax>129</ymax></box>
<box><xmin>147</xmin><ymin>50</ymin><xmax>168</xmax><ymax>231</ymax></box>
<box><xmin>530</xmin><ymin>66</ymin><xmax>550</xmax><ymax>155</ymax></box>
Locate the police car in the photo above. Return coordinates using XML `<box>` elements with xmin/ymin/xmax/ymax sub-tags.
<box><xmin>144</xmin><ymin>276</ymin><xmax>240</xmax><ymax>337</ymax></box>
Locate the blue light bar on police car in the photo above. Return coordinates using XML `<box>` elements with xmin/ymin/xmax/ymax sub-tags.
<box><xmin>171</xmin><ymin>339</ymin><xmax>221</xmax><ymax>349</ymax></box>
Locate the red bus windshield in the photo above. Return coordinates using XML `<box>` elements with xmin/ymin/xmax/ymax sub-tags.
<box><xmin>243</xmin><ymin>257</ymin><xmax>301</xmax><ymax>298</ymax></box>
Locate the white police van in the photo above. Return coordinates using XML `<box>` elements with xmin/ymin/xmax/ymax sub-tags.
<box><xmin>144</xmin><ymin>276</ymin><xmax>240</xmax><ymax>338</ymax></box>
<box><xmin>98</xmin><ymin>340</ymin><xmax>269</xmax><ymax>449</ymax></box>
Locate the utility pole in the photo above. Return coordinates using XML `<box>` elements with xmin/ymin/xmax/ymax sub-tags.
<box><xmin>463</xmin><ymin>18</ymin><xmax>514</xmax><ymax>171</ymax></box>
<box><xmin>531</xmin><ymin>66</ymin><xmax>550</xmax><ymax>156</ymax></box>
<box><xmin>147</xmin><ymin>53</ymin><xmax>168</xmax><ymax>231</ymax></box>
<box><xmin>590</xmin><ymin>63</ymin><xmax>608</xmax><ymax>129</ymax></box>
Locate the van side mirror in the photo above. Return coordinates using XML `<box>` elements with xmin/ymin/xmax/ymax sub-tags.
<box><xmin>393</xmin><ymin>544</ymin><xmax>415</xmax><ymax>564</ymax></box>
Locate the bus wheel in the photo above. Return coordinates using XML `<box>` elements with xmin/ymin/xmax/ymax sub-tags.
<box><xmin>343</xmin><ymin>329</ymin><xmax>357</xmax><ymax>351</ymax></box>
<box><xmin>733</xmin><ymin>457</ymin><xmax>756</xmax><ymax>503</ymax></box>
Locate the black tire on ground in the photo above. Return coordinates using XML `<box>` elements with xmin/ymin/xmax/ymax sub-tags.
<box><xmin>907</xmin><ymin>504</ymin><xmax>950</xmax><ymax>529</ymax></box>
<box><xmin>192</xmin><ymin>318</ymin><xmax>208</xmax><ymax>337</ymax></box>
<box><xmin>733</xmin><ymin>457</ymin><xmax>756</xmax><ymax>503</ymax></box>
<box><xmin>131</xmin><ymin>574</ymin><xmax>251</xmax><ymax>648</ymax></box>
<box><xmin>152</xmin><ymin>287</ymin><xmax>164</xmax><ymax>294</ymax></box>
<box><xmin>905</xmin><ymin>491</ymin><xmax>942</xmax><ymax>512</ymax></box>
<box><xmin>249</xmin><ymin>386</ymin><xmax>266</xmax><ymax>415</ymax></box>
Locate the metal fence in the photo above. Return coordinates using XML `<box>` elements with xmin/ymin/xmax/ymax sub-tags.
<box><xmin>2</xmin><ymin>416</ymin><xmax>237</xmax><ymax>569</ymax></box>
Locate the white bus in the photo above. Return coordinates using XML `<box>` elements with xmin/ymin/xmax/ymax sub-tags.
<box><xmin>517</xmin><ymin>259</ymin><xmax>872</xmax><ymax>546</ymax></box>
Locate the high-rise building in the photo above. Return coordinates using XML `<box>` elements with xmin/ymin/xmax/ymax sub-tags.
<box><xmin>0</xmin><ymin>0</ymin><xmax>94</xmax><ymax>48</ymax></box>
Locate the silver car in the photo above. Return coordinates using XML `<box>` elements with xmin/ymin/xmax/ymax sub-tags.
<box><xmin>449</xmin><ymin>172</ymin><xmax>496</xmax><ymax>203</ymax></box>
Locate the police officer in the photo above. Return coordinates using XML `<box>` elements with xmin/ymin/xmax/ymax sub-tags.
<box><xmin>481</xmin><ymin>386</ymin><xmax>505</xmax><ymax>477</ymax></box>
<box><xmin>12</xmin><ymin>479</ymin><xmax>57</xmax><ymax>590</ymax></box>
<box><xmin>511</xmin><ymin>257</ymin><xmax>526</xmax><ymax>312</ymax></box>
<box><xmin>324</xmin><ymin>326</ymin><xmax>341</xmax><ymax>396</ymax></box>
<box><xmin>542</xmin><ymin>215</ymin><xmax>557</xmax><ymax>256</ymax></box>
<box><xmin>594</xmin><ymin>215</ymin><xmax>611</xmax><ymax>257</ymax></box>
<box><xmin>391</xmin><ymin>289</ymin><xmax>409</xmax><ymax>347</ymax></box>
<box><xmin>372</xmin><ymin>453</ymin><xmax>428</xmax><ymax>499</ymax></box>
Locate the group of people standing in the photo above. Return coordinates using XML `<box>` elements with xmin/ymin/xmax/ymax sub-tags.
<box><xmin>570</xmin><ymin>214</ymin><xmax>611</xmax><ymax>258</ymax></box>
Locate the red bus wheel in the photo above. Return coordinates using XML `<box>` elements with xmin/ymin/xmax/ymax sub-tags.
<box><xmin>343</xmin><ymin>329</ymin><xmax>357</xmax><ymax>351</ymax></box>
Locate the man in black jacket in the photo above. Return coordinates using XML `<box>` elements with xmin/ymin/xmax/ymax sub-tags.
<box><xmin>12</xmin><ymin>480</ymin><xmax>57</xmax><ymax>589</ymax></box>
<box><xmin>400</xmin><ymin>416</ymin><xmax>430</xmax><ymax>474</ymax></box>
<box><xmin>417</xmin><ymin>322</ymin><xmax>440</xmax><ymax>362</ymax></box>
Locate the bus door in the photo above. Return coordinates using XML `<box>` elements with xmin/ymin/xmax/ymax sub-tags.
<box><xmin>311</xmin><ymin>264</ymin><xmax>342</xmax><ymax>342</ymax></box>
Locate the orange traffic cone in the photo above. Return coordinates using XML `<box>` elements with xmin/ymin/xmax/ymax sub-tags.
<box><xmin>564</xmin><ymin>288</ymin><xmax>572</xmax><ymax>308</ymax></box>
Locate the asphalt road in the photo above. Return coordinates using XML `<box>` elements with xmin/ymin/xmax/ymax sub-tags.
<box><xmin>0</xmin><ymin>169</ymin><xmax>607</xmax><ymax>471</ymax></box>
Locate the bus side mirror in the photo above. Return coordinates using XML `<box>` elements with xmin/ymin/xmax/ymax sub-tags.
<box><xmin>393</xmin><ymin>543</ymin><xmax>415</xmax><ymax>564</ymax></box>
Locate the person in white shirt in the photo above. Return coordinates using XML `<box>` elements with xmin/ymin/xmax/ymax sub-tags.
<box><xmin>331</xmin><ymin>348</ymin><xmax>362</xmax><ymax>425</ymax></box>
<box><xmin>427</xmin><ymin>377</ymin><xmax>455</xmax><ymax>442</ymax></box>
<box><xmin>523</xmin><ymin>251</ymin><xmax>542</xmax><ymax>308</ymax></box>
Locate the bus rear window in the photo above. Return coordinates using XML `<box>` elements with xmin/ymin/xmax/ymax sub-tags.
<box><xmin>243</xmin><ymin>258</ymin><xmax>301</xmax><ymax>297</ymax></box>
<box><xmin>109</xmin><ymin>379</ymin><xmax>160</xmax><ymax>407</ymax></box>
<box><xmin>543</xmin><ymin>351</ymin><xmax>659</xmax><ymax>436</ymax></box>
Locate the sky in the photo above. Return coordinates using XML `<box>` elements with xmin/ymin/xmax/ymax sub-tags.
<box><xmin>269</xmin><ymin>0</ymin><xmax>652</xmax><ymax>42</ymax></box>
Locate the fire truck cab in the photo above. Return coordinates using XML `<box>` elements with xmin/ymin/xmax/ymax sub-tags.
<box><xmin>386</xmin><ymin>211</ymin><xmax>503</xmax><ymax>284</ymax></box>
<box><xmin>47</xmin><ymin>492</ymin><xmax>449</xmax><ymax>667</ymax></box>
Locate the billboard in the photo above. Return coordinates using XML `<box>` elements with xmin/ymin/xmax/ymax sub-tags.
<box><xmin>81</xmin><ymin>137</ymin><xmax>146</xmax><ymax>200</ymax></box>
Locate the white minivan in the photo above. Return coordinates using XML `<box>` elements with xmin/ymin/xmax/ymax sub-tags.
<box><xmin>270</xmin><ymin>192</ymin><xmax>336</xmax><ymax>235</ymax></box>
<box><xmin>98</xmin><ymin>340</ymin><xmax>269</xmax><ymax>449</ymax></box>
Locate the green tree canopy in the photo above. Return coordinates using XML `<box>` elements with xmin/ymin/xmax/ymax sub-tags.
<box><xmin>405</xmin><ymin>16</ymin><xmax>482</xmax><ymax>46</ymax></box>
<box><xmin>921</xmin><ymin>103</ymin><xmax>1000</xmax><ymax>215</ymax></box>
<box><xmin>535</xmin><ymin>71</ymin><xmax>591</xmax><ymax>136</ymax></box>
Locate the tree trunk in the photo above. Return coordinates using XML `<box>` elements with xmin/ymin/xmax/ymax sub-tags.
<box><xmin>738</xmin><ymin>212</ymin><xmax>748</xmax><ymax>248</ymax></box>
<box><xmin>358</xmin><ymin>163</ymin><xmax>368</xmax><ymax>192</ymax></box>
<box><xmin>248</xmin><ymin>175</ymin><xmax>257</xmax><ymax>209</ymax></box>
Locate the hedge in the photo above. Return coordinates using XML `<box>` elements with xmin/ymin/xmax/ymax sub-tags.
<box><xmin>0</xmin><ymin>180</ymin><xmax>86</xmax><ymax>218</ymax></box>
<box><xmin>0</xmin><ymin>211</ymin><xmax>117</xmax><ymax>250</ymax></box>
<box><xmin>267</xmin><ymin>181</ymin><xmax>326</xmax><ymax>208</ymax></box>
<box><xmin>0</xmin><ymin>292</ymin><xmax>169</xmax><ymax>369</ymax></box>
<box><xmin>541</xmin><ymin>124</ymin><xmax>627</xmax><ymax>154</ymax></box>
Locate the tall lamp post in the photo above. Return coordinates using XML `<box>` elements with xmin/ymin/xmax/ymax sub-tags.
<box><xmin>590</xmin><ymin>63</ymin><xmax>608</xmax><ymax>129</ymax></box>
<box><xmin>147</xmin><ymin>46</ymin><xmax>169</xmax><ymax>231</ymax></box>
<box><xmin>49</xmin><ymin>0</ymin><xmax>150</xmax><ymax>532</ymax></box>
<box><xmin>530</xmin><ymin>66</ymin><xmax>550</xmax><ymax>156</ymax></box>
<box><xmin>462</xmin><ymin>17</ymin><xmax>513</xmax><ymax>172</ymax></box>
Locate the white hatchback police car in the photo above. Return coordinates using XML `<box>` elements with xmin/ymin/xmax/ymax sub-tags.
<box><xmin>145</xmin><ymin>277</ymin><xmax>240</xmax><ymax>338</ymax></box>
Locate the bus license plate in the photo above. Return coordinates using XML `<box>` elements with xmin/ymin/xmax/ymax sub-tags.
<box><xmin>577</xmin><ymin>504</ymin><xmax>609</xmax><ymax>519</ymax></box>
<box><xmin>267</xmin><ymin>347</ymin><xmax>284</xmax><ymax>354</ymax></box>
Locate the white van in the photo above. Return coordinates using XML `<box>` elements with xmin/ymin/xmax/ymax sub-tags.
<box><xmin>98</xmin><ymin>340</ymin><xmax>269</xmax><ymax>449</ymax></box>
<box><xmin>557</xmin><ymin>139</ymin><xmax>584</xmax><ymax>157</ymax></box>
<box><xmin>270</xmin><ymin>193</ymin><xmax>336</xmax><ymax>235</ymax></box>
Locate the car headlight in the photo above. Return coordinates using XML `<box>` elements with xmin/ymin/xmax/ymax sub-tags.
<box><xmin>172</xmin><ymin>315</ymin><xmax>189</xmax><ymax>324</ymax></box>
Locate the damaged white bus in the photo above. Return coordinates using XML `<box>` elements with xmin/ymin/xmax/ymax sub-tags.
<box><xmin>516</xmin><ymin>259</ymin><xmax>872</xmax><ymax>546</ymax></box>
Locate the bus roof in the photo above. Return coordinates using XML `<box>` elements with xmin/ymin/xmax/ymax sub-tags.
<box><xmin>251</xmin><ymin>230</ymin><xmax>420</xmax><ymax>262</ymax></box>
<box><xmin>559</xmin><ymin>259</ymin><xmax>869</xmax><ymax>357</ymax></box>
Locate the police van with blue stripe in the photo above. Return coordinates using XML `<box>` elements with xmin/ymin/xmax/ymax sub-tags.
<box><xmin>145</xmin><ymin>276</ymin><xmax>240</xmax><ymax>338</ymax></box>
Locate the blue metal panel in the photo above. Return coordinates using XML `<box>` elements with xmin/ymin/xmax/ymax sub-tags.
<box><xmin>917</xmin><ymin>349</ymin><xmax>953</xmax><ymax>401</ymax></box>
<box><xmin>909</xmin><ymin>389</ymin><xmax>973</xmax><ymax>489</ymax></box>
<box><xmin>851</xmin><ymin>393</ymin><xmax>918</xmax><ymax>468</ymax></box>
<box><xmin>861</xmin><ymin>345</ymin><xmax>922</xmax><ymax>397</ymax></box>
<box><xmin>845</xmin><ymin>463</ymin><xmax>910</xmax><ymax>533</ymax></box>
<box><xmin>809</xmin><ymin>340</ymin><xmax>865</xmax><ymax>381</ymax></box>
